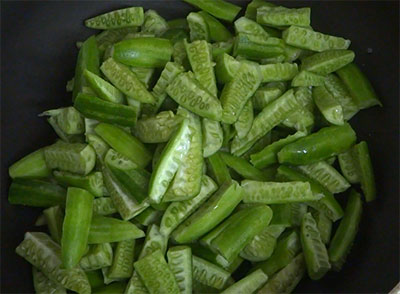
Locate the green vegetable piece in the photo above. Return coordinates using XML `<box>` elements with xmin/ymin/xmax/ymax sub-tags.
<box><xmin>142</xmin><ymin>9</ymin><xmax>168</xmax><ymax>36</ymax></box>
<box><xmin>185</xmin><ymin>39</ymin><xmax>217</xmax><ymax>96</ymax></box>
<box><xmin>172</xmin><ymin>40</ymin><xmax>189</xmax><ymax>67</ymax></box>
<box><xmin>221</xmin><ymin>269</ymin><xmax>268</xmax><ymax>294</ymax></box>
<box><xmin>135</xmin><ymin>111</ymin><xmax>183</xmax><ymax>143</ymax></box>
<box><xmin>234</xmin><ymin>16</ymin><xmax>269</xmax><ymax>38</ymax></box>
<box><xmin>311</xmin><ymin>209</ymin><xmax>333</xmax><ymax>245</ymax></box>
<box><xmin>276</xmin><ymin>165</ymin><xmax>344</xmax><ymax>222</ymax></box>
<box><xmin>215</xmin><ymin>53</ymin><xmax>240</xmax><ymax>84</ymax></box>
<box><xmin>282</xmin><ymin>106</ymin><xmax>314</xmax><ymax>133</ymax></box>
<box><xmin>40</xmin><ymin>107</ymin><xmax>85</xmax><ymax>135</ymax></box>
<box><xmin>54</xmin><ymin>170</ymin><xmax>104</xmax><ymax>197</ymax></box>
<box><xmin>329</xmin><ymin>190</ymin><xmax>362</xmax><ymax>270</ymax></box>
<box><xmin>251</xmin><ymin>131</ymin><xmax>306</xmax><ymax>169</ymax></box>
<box><xmin>107</xmin><ymin>239</ymin><xmax>135</xmax><ymax>279</ymax></box>
<box><xmin>138</xmin><ymin>225</ymin><xmax>168</xmax><ymax>259</ymax></box>
<box><xmin>95</xmin><ymin>27</ymin><xmax>138</xmax><ymax>53</ymax></box>
<box><xmin>163</xmin><ymin>28</ymin><xmax>189</xmax><ymax>44</ymax></box>
<box><xmin>88</xmin><ymin>216</ymin><xmax>144</xmax><ymax>244</ymax></box>
<box><xmin>211</xmin><ymin>205</ymin><xmax>273</xmax><ymax>262</ymax></box>
<box><xmin>166</xmin><ymin>72</ymin><xmax>223</xmax><ymax>121</ymax></box>
<box><xmin>257</xmin><ymin>230</ymin><xmax>301</xmax><ymax>276</ymax></box>
<box><xmin>100</xmin><ymin>58</ymin><xmax>155</xmax><ymax>104</ymax></box>
<box><xmin>85</xmin><ymin>7</ymin><xmax>144</xmax><ymax>29</ymax></box>
<box><xmin>172</xmin><ymin>181</ymin><xmax>244</xmax><ymax>243</ymax></box>
<box><xmin>199</xmin><ymin>11</ymin><xmax>232</xmax><ymax>42</ymax></box>
<box><xmin>234</xmin><ymin>99</ymin><xmax>254</xmax><ymax>139</ymax></box>
<box><xmin>301</xmin><ymin>212</ymin><xmax>331</xmax><ymax>280</ymax></box>
<box><xmin>95</xmin><ymin>123</ymin><xmax>151</xmax><ymax>168</ymax></box>
<box><xmin>149</xmin><ymin>119</ymin><xmax>191</xmax><ymax>203</ymax></box>
<box><xmin>160</xmin><ymin>175</ymin><xmax>218</xmax><ymax>237</ymax></box>
<box><xmin>130</xmin><ymin>66</ymin><xmax>156</xmax><ymax>88</ymax></box>
<box><xmin>220</xmin><ymin>152</ymin><xmax>272</xmax><ymax>181</ymax></box>
<box><xmin>283</xmin><ymin>25</ymin><xmax>351</xmax><ymax>52</ymax></box>
<box><xmin>43</xmin><ymin>205</ymin><xmax>64</xmax><ymax>244</ymax></box>
<box><xmin>242</xmin><ymin>180</ymin><xmax>317</xmax><ymax>204</ymax></box>
<box><xmin>241</xmin><ymin>224</ymin><xmax>286</xmax><ymax>262</ymax></box>
<box><xmin>291</xmin><ymin>70</ymin><xmax>326</xmax><ymax>87</ymax></box>
<box><xmin>167</xmin><ymin>246</ymin><xmax>193</xmax><ymax>294</ymax></box>
<box><xmin>61</xmin><ymin>187</ymin><xmax>94</xmax><ymax>269</ymax></box>
<box><xmin>278</xmin><ymin>123</ymin><xmax>356</xmax><ymax>165</ymax></box>
<box><xmin>207</xmin><ymin>153</ymin><xmax>231</xmax><ymax>185</ymax></box>
<box><xmin>32</xmin><ymin>267</ymin><xmax>67</xmax><ymax>294</ymax></box>
<box><xmin>16</xmin><ymin>232</ymin><xmax>90</xmax><ymax>294</ymax></box>
<box><xmin>211</xmin><ymin>40</ymin><xmax>234</xmax><ymax>59</ymax></box>
<box><xmin>113</xmin><ymin>37</ymin><xmax>172</xmax><ymax>68</ymax></box>
<box><xmin>353</xmin><ymin>141</ymin><xmax>377</xmax><ymax>201</ymax></box>
<box><xmin>313</xmin><ymin>85</ymin><xmax>344</xmax><ymax>125</ymax></box>
<box><xmin>202</xmin><ymin>118</ymin><xmax>223</xmax><ymax>158</ymax></box>
<box><xmin>221</xmin><ymin>62</ymin><xmax>262</xmax><ymax>124</ymax></box>
<box><xmin>80</xmin><ymin>243</ymin><xmax>113</xmax><ymax>271</ymax></box>
<box><xmin>74</xmin><ymin>93</ymin><xmax>139</xmax><ymax>126</ymax></box>
<box><xmin>125</xmin><ymin>272</ymin><xmax>149</xmax><ymax>294</ymax></box>
<box><xmin>245</xmin><ymin>0</ymin><xmax>276</xmax><ymax>20</ymax></box>
<box><xmin>102</xmin><ymin>166</ymin><xmax>148</xmax><ymax>220</ymax></box>
<box><xmin>192</xmin><ymin>256</ymin><xmax>231</xmax><ymax>290</ymax></box>
<box><xmin>231</xmin><ymin>89</ymin><xmax>300</xmax><ymax>156</ymax></box>
<box><xmin>183</xmin><ymin>0</ymin><xmax>241</xmax><ymax>22</ymax></box>
<box><xmin>233</xmin><ymin>33</ymin><xmax>285</xmax><ymax>61</ymax></box>
<box><xmin>86</xmin><ymin>270</ymin><xmax>104</xmax><ymax>289</ymax></box>
<box><xmin>163</xmin><ymin>108</ymin><xmax>203</xmax><ymax>201</ymax></box>
<box><xmin>168</xmin><ymin>18</ymin><xmax>189</xmax><ymax>30</ymax></box>
<box><xmin>93</xmin><ymin>197</ymin><xmax>117</xmax><ymax>216</ymax></box>
<box><xmin>258</xmin><ymin>253</ymin><xmax>305</xmax><ymax>294</ymax></box>
<box><xmin>134</xmin><ymin>250</ymin><xmax>180</xmax><ymax>294</ymax></box>
<box><xmin>72</xmin><ymin>35</ymin><xmax>100</xmax><ymax>100</ymax></box>
<box><xmin>9</xmin><ymin>148</ymin><xmax>51</xmax><ymax>179</ymax></box>
<box><xmin>298</xmin><ymin>161</ymin><xmax>350</xmax><ymax>194</ymax></box>
<box><xmin>143</xmin><ymin>62</ymin><xmax>185</xmax><ymax>115</ymax></box>
<box><xmin>338</xmin><ymin>149</ymin><xmax>360</xmax><ymax>184</ymax></box>
<box><xmin>93</xmin><ymin>282</ymin><xmax>127</xmax><ymax>294</ymax></box>
<box><xmin>302</xmin><ymin>49</ymin><xmax>355</xmax><ymax>75</ymax></box>
<box><xmin>187</xmin><ymin>12</ymin><xmax>210</xmax><ymax>42</ymax></box>
<box><xmin>8</xmin><ymin>178</ymin><xmax>66</xmax><ymax>207</ymax></box>
<box><xmin>84</xmin><ymin>70</ymin><xmax>125</xmax><ymax>104</ymax></box>
<box><xmin>324</xmin><ymin>74</ymin><xmax>359</xmax><ymax>120</ymax></box>
<box><xmin>336</xmin><ymin>62</ymin><xmax>382</xmax><ymax>109</ymax></box>
<box><xmin>260</xmin><ymin>62</ymin><xmax>299</xmax><ymax>83</ymax></box>
<box><xmin>257</xmin><ymin>6</ymin><xmax>311</xmax><ymax>27</ymax></box>
<box><xmin>134</xmin><ymin>207</ymin><xmax>163</xmax><ymax>226</ymax></box>
<box><xmin>252</xmin><ymin>82</ymin><xmax>286</xmax><ymax>110</ymax></box>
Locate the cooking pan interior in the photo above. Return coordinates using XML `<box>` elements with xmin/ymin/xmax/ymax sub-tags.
<box><xmin>1</xmin><ymin>1</ymin><xmax>399</xmax><ymax>293</ymax></box>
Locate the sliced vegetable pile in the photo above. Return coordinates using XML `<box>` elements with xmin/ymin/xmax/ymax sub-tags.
<box><xmin>9</xmin><ymin>0</ymin><xmax>381</xmax><ymax>293</ymax></box>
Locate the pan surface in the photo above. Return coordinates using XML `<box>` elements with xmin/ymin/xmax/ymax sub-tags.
<box><xmin>1</xmin><ymin>1</ymin><xmax>399</xmax><ymax>293</ymax></box>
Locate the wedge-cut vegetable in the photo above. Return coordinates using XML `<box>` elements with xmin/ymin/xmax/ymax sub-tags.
<box><xmin>85</xmin><ymin>7</ymin><xmax>144</xmax><ymax>29</ymax></box>
<box><xmin>242</xmin><ymin>180</ymin><xmax>317</xmax><ymax>204</ymax></box>
<box><xmin>192</xmin><ymin>256</ymin><xmax>231</xmax><ymax>290</ymax></box>
<box><xmin>138</xmin><ymin>225</ymin><xmax>168</xmax><ymax>259</ymax></box>
<box><xmin>183</xmin><ymin>0</ymin><xmax>242</xmax><ymax>22</ymax></box>
<box><xmin>32</xmin><ymin>267</ymin><xmax>67</xmax><ymax>294</ymax></box>
<box><xmin>92</xmin><ymin>197</ymin><xmax>117</xmax><ymax>216</ymax></box>
<box><xmin>142</xmin><ymin>9</ymin><xmax>168</xmax><ymax>36</ymax></box>
<box><xmin>313</xmin><ymin>85</ymin><xmax>344</xmax><ymax>125</ymax></box>
<box><xmin>233</xmin><ymin>33</ymin><xmax>284</xmax><ymax>60</ymax></box>
<box><xmin>9</xmin><ymin>148</ymin><xmax>51</xmax><ymax>179</ymax></box>
<box><xmin>134</xmin><ymin>250</ymin><xmax>180</xmax><ymax>294</ymax></box>
<box><xmin>80</xmin><ymin>243</ymin><xmax>113</xmax><ymax>271</ymax></box>
<box><xmin>338</xmin><ymin>149</ymin><xmax>360</xmax><ymax>184</ymax></box>
<box><xmin>84</xmin><ymin>69</ymin><xmax>125</xmax><ymax>104</ymax></box>
<box><xmin>43</xmin><ymin>206</ymin><xmax>64</xmax><ymax>243</ymax></box>
<box><xmin>107</xmin><ymin>239</ymin><xmax>136</xmax><ymax>279</ymax></box>
<box><xmin>257</xmin><ymin>6</ymin><xmax>311</xmax><ymax>27</ymax></box>
<box><xmin>252</xmin><ymin>82</ymin><xmax>286</xmax><ymax>110</ymax></box>
<box><xmin>260</xmin><ymin>62</ymin><xmax>298</xmax><ymax>83</ymax></box>
<box><xmin>222</xmin><ymin>269</ymin><xmax>268</xmax><ymax>294</ymax></box>
<box><xmin>167</xmin><ymin>246</ymin><xmax>193</xmax><ymax>294</ymax></box>
<box><xmin>207</xmin><ymin>153</ymin><xmax>231</xmax><ymax>185</ymax></box>
<box><xmin>291</xmin><ymin>70</ymin><xmax>326</xmax><ymax>87</ymax></box>
<box><xmin>353</xmin><ymin>141</ymin><xmax>376</xmax><ymax>201</ymax></box>
<box><xmin>202</xmin><ymin>118</ymin><xmax>224</xmax><ymax>158</ymax></box>
<box><xmin>54</xmin><ymin>170</ymin><xmax>104</xmax><ymax>197</ymax></box>
<box><xmin>16</xmin><ymin>232</ymin><xmax>91</xmax><ymax>294</ymax></box>
<box><xmin>302</xmin><ymin>50</ymin><xmax>355</xmax><ymax>75</ymax></box>
<box><xmin>283</xmin><ymin>26</ymin><xmax>351</xmax><ymax>52</ymax></box>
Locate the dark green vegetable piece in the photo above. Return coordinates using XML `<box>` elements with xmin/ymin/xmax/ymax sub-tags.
<box><xmin>198</xmin><ymin>11</ymin><xmax>232</xmax><ymax>42</ymax></box>
<box><xmin>8</xmin><ymin>179</ymin><xmax>66</xmax><ymax>207</ymax></box>
<box><xmin>113</xmin><ymin>38</ymin><xmax>173</xmax><ymax>68</ymax></box>
<box><xmin>85</xmin><ymin>7</ymin><xmax>144</xmax><ymax>29</ymax></box>
<box><xmin>43</xmin><ymin>206</ymin><xmax>64</xmax><ymax>243</ymax></box>
<box><xmin>74</xmin><ymin>93</ymin><xmax>139</xmax><ymax>127</ymax></box>
<box><xmin>84</xmin><ymin>69</ymin><xmax>125</xmax><ymax>104</ymax></box>
<box><xmin>72</xmin><ymin>35</ymin><xmax>100</xmax><ymax>100</ymax></box>
<box><xmin>222</xmin><ymin>269</ymin><xmax>268</xmax><ymax>294</ymax></box>
<box><xmin>353</xmin><ymin>141</ymin><xmax>377</xmax><ymax>201</ymax></box>
<box><xmin>207</xmin><ymin>153</ymin><xmax>232</xmax><ymax>185</ymax></box>
<box><xmin>336</xmin><ymin>62</ymin><xmax>382</xmax><ymax>109</ymax></box>
<box><xmin>329</xmin><ymin>190</ymin><xmax>362</xmax><ymax>270</ymax></box>
<box><xmin>53</xmin><ymin>170</ymin><xmax>104</xmax><ymax>197</ymax></box>
<box><xmin>9</xmin><ymin>148</ymin><xmax>51</xmax><ymax>179</ymax></box>
<box><xmin>233</xmin><ymin>33</ymin><xmax>285</xmax><ymax>61</ymax></box>
<box><xmin>301</xmin><ymin>50</ymin><xmax>355</xmax><ymax>75</ymax></box>
<box><xmin>93</xmin><ymin>282</ymin><xmax>127</xmax><ymax>294</ymax></box>
<box><xmin>278</xmin><ymin>123</ymin><xmax>357</xmax><ymax>165</ymax></box>
<box><xmin>61</xmin><ymin>187</ymin><xmax>94</xmax><ymax>269</ymax></box>
<box><xmin>95</xmin><ymin>123</ymin><xmax>151</xmax><ymax>168</ymax></box>
<box><xmin>245</xmin><ymin>0</ymin><xmax>275</xmax><ymax>20</ymax></box>
<box><xmin>183</xmin><ymin>0</ymin><xmax>242</xmax><ymax>22</ymax></box>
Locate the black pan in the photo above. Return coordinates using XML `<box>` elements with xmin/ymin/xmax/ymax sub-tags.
<box><xmin>1</xmin><ymin>1</ymin><xmax>399</xmax><ymax>293</ymax></box>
